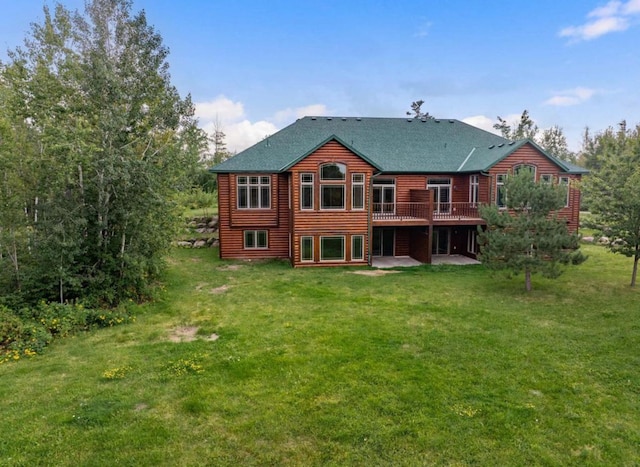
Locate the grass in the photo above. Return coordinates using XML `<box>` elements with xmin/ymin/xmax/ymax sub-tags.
<box><xmin>0</xmin><ymin>244</ymin><xmax>638</xmax><ymax>465</ymax></box>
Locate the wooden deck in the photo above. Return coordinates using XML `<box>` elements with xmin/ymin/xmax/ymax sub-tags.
<box><xmin>372</xmin><ymin>202</ymin><xmax>484</xmax><ymax>226</ymax></box>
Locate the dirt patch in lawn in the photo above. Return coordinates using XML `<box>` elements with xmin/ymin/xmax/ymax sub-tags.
<box><xmin>351</xmin><ymin>270</ymin><xmax>402</xmax><ymax>277</ymax></box>
<box><xmin>210</xmin><ymin>285</ymin><xmax>230</xmax><ymax>294</ymax></box>
<box><xmin>218</xmin><ymin>264</ymin><xmax>243</xmax><ymax>271</ymax></box>
<box><xmin>168</xmin><ymin>326</ymin><xmax>219</xmax><ymax>343</ymax></box>
<box><xmin>194</xmin><ymin>283</ymin><xmax>230</xmax><ymax>294</ymax></box>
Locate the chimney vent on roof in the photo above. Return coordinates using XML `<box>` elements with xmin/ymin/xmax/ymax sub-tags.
<box><xmin>407</xmin><ymin>119</ymin><xmax>412</xmax><ymax>122</ymax></box>
<box><xmin>356</xmin><ymin>117</ymin><xmax>361</xmax><ymax>121</ymax></box>
<box><xmin>488</xmin><ymin>144</ymin><xmax>495</xmax><ymax>149</ymax></box>
<box><xmin>449</xmin><ymin>120</ymin><xmax>454</xmax><ymax>123</ymax></box>
<box><xmin>498</xmin><ymin>143</ymin><xmax>505</xmax><ymax>147</ymax></box>
<box><xmin>342</xmin><ymin>117</ymin><xmax>347</xmax><ymax>121</ymax></box>
<box><xmin>435</xmin><ymin>119</ymin><xmax>440</xmax><ymax>123</ymax></box>
<box><xmin>327</xmin><ymin>117</ymin><xmax>332</xmax><ymax>121</ymax></box>
<box><xmin>508</xmin><ymin>141</ymin><xmax>515</xmax><ymax>145</ymax></box>
<box><xmin>311</xmin><ymin>117</ymin><xmax>316</xmax><ymax>120</ymax></box>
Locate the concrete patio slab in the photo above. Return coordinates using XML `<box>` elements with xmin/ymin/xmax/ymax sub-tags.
<box><xmin>371</xmin><ymin>255</ymin><xmax>480</xmax><ymax>268</ymax></box>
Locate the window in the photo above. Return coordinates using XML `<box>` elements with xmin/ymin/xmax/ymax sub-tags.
<box><xmin>351</xmin><ymin>235</ymin><xmax>364</xmax><ymax>261</ymax></box>
<box><xmin>320</xmin><ymin>163</ymin><xmax>346</xmax><ymax>181</ymax></box>
<box><xmin>559</xmin><ymin>176</ymin><xmax>570</xmax><ymax>207</ymax></box>
<box><xmin>301</xmin><ymin>236</ymin><xmax>313</xmax><ymax>262</ymax></box>
<box><xmin>514</xmin><ymin>164</ymin><xmax>536</xmax><ymax>179</ymax></box>
<box><xmin>320</xmin><ymin>163</ymin><xmax>346</xmax><ymax>210</ymax></box>
<box><xmin>320</xmin><ymin>236</ymin><xmax>345</xmax><ymax>261</ymax></box>
<box><xmin>352</xmin><ymin>173</ymin><xmax>365</xmax><ymax>210</ymax></box>
<box><xmin>373</xmin><ymin>179</ymin><xmax>395</xmax><ymax>213</ymax></box>
<box><xmin>540</xmin><ymin>174</ymin><xmax>553</xmax><ymax>184</ymax></box>
<box><xmin>321</xmin><ymin>185</ymin><xmax>345</xmax><ymax>209</ymax></box>
<box><xmin>496</xmin><ymin>174</ymin><xmax>507</xmax><ymax>208</ymax></box>
<box><xmin>469</xmin><ymin>174</ymin><xmax>479</xmax><ymax>204</ymax></box>
<box><xmin>244</xmin><ymin>230</ymin><xmax>268</xmax><ymax>249</ymax></box>
<box><xmin>301</xmin><ymin>173</ymin><xmax>314</xmax><ymax>210</ymax></box>
<box><xmin>467</xmin><ymin>230</ymin><xmax>478</xmax><ymax>254</ymax></box>
<box><xmin>237</xmin><ymin>176</ymin><xmax>270</xmax><ymax>209</ymax></box>
<box><xmin>428</xmin><ymin>178</ymin><xmax>452</xmax><ymax>214</ymax></box>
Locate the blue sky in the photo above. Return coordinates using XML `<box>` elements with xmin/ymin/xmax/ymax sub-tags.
<box><xmin>2</xmin><ymin>1</ymin><xmax>640</xmax><ymax>153</ymax></box>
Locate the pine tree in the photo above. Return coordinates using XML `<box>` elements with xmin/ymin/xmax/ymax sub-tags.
<box><xmin>583</xmin><ymin>122</ymin><xmax>640</xmax><ymax>286</ymax></box>
<box><xmin>478</xmin><ymin>170</ymin><xmax>586</xmax><ymax>291</ymax></box>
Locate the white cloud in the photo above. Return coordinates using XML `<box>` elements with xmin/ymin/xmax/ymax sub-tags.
<box><xmin>623</xmin><ymin>0</ymin><xmax>640</xmax><ymax>13</ymax></box>
<box><xmin>544</xmin><ymin>87</ymin><xmax>596</xmax><ymax>106</ymax></box>
<box><xmin>272</xmin><ymin>104</ymin><xmax>329</xmax><ymax>124</ymax></box>
<box><xmin>195</xmin><ymin>95</ymin><xmax>244</xmax><ymax>122</ymax></box>
<box><xmin>461</xmin><ymin>115</ymin><xmax>498</xmax><ymax>134</ymax></box>
<box><xmin>200</xmin><ymin>119</ymin><xmax>278</xmax><ymax>154</ymax></box>
<box><xmin>195</xmin><ymin>96</ymin><xmax>327</xmax><ymax>153</ymax></box>
<box><xmin>588</xmin><ymin>1</ymin><xmax>622</xmax><ymax>18</ymax></box>
<box><xmin>560</xmin><ymin>0</ymin><xmax>640</xmax><ymax>42</ymax></box>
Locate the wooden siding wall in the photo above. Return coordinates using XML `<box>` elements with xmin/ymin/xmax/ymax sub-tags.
<box><xmin>217</xmin><ymin>173</ymin><xmax>290</xmax><ymax>260</ymax></box>
<box><xmin>487</xmin><ymin>143</ymin><xmax>582</xmax><ymax>232</ymax></box>
<box><xmin>409</xmin><ymin>227</ymin><xmax>430</xmax><ymax>263</ymax></box>
<box><xmin>289</xmin><ymin>140</ymin><xmax>376</xmax><ymax>266</ymax></box>
<box><xmin>383</xmin><ymin>174</ymin><xmax>489</xmax><ymax>204</ymax></box>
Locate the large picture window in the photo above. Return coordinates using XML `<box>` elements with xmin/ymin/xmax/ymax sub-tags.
<box><xmin>321</xmin><ymin>185</ymin><xmax>345</xmax><ymax>209</ymax></box>
<box><xmin>320</xmin><ymin>236</ymin><xmax>345</xmax><ymax>261</ymax></box>
<box><xmin>237</xmin><ymin>176</ymin><xmax>270</xmax><ymax>209</ymax></box>
<box><xmin>301</xmin><ymin>173</ymin><xmax>314</xmax><ymax>210</ymax></box>
<box><xmin>244</xmin><ymin>230</ymin><xmax>268</xmax><ymax>249</ymax></box>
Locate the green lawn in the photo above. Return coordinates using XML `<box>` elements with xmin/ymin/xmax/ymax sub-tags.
<box><xmin>1</xmin><ymin>244</ymin><xmax>638</xmax><ymax>465</ymax></box>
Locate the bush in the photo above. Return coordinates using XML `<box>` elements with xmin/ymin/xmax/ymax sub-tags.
<box><xmin>174</xmin><ymin>188</ymin><xmax>217</xmax><ymax>210</ymax></box>
<box><xmin>0</xmin><ymin>306</ymin><xmax>26</xmax><ymax>348</ymax></box>
<box><xmin>1</xmin><ymin>302</ymin><xmax>135</xmax><ymax>364</ymax></box>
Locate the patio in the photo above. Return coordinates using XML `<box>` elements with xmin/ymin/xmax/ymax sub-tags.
<box><xmin>371</xmin><ymin>255</ymin><xmax>480</xmax><ymax>268</ymax></box>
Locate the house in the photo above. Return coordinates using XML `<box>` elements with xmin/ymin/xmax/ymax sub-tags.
<box><xmin>211</xmin><ymin>116</ymin><xmax>587</xmax><ymax>267</ymax></box>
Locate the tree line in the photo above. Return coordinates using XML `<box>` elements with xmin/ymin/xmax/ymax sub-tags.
<box><xmin>0</xmin><ymin>0</ymin><xmax>208</xmax><ymax>308</ymax></box>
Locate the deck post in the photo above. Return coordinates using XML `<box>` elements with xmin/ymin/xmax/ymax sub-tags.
<box><xmin>427</xmin><ymin>189</ymin><xmax>434</xmax><ymax>264</ymax></box>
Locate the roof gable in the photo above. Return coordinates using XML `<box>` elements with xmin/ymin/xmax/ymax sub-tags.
<box><xmin>480</xmin><ymin>139</ymin><xmax>589</xmax><ymax>174</ymax></box>
<box><xmin>280</xmin><ymin>134</ymin><xmax>383</xmax><ymax>172</ymax></box>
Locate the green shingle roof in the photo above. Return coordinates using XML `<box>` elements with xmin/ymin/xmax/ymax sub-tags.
<box><xmin>211</xmin><ymin>117</ymin><xmax>588</xmax><ymax>175</ymax></box>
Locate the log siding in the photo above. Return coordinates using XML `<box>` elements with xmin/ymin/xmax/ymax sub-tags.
<box><xmin>216</xmin><ymin>140</ymin><xmax>583</xmax><ymax>265</ymax></box>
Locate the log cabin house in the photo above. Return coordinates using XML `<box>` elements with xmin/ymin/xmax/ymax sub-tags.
<box><xmin>211</xmin><ymin>116</ymin><xmax>587</xmax><ymax>267</ymax></box>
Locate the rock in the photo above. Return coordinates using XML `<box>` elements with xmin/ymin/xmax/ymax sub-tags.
<box><xmin>598</xmin><ymin>236</ymin><xmax>610</xmax><ymax>245</ymax></box>
<box><xmin>176</xmin><ymin>241</ymin><xmax>193</xmax><ymax>248</ymax></box>
<box><xmin>582</xmin><ymin>236</ymin><xmax>594</xmax><ymax>243</ymax></box>
<box><xmin>193</xmin><ymin>240</ymin><xmax>207</xmax><ymax>248</ymax></box>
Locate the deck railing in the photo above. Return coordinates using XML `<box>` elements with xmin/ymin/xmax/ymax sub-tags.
<box><xmin>372</xmin><ymin>202</ymin><xmax>482</xmax><ymax>221</ymax></box>
<box><xmin>373</xmin><ymin>202</ymin><xmax>429</xmax><ymax>220</ymax></box>
<box><xmin>433</xmin><ymin>203</ymin><xmax>481</xmax><ymax>220</ymax></box>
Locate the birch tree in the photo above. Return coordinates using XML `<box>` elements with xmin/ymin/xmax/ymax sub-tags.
<box><xmin>0</xmin><ymin>0</ymin><xmax>206</xmax><ymax>305</ymax></box>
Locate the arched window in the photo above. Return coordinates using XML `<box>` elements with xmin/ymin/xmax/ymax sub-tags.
<box><xmin>513</xmin><ymin>164</ymin><xmax>536</xmax><ymax>179</ymax></box>
<box><xmin>320</xmin><ymin>163</ymin><xmax>346</xmax><ymax>181</ymax></box>
<box><xmin>320</xmin><ymin>163</ymin><xmax>346</xmax><ymax>209</ymax></box>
